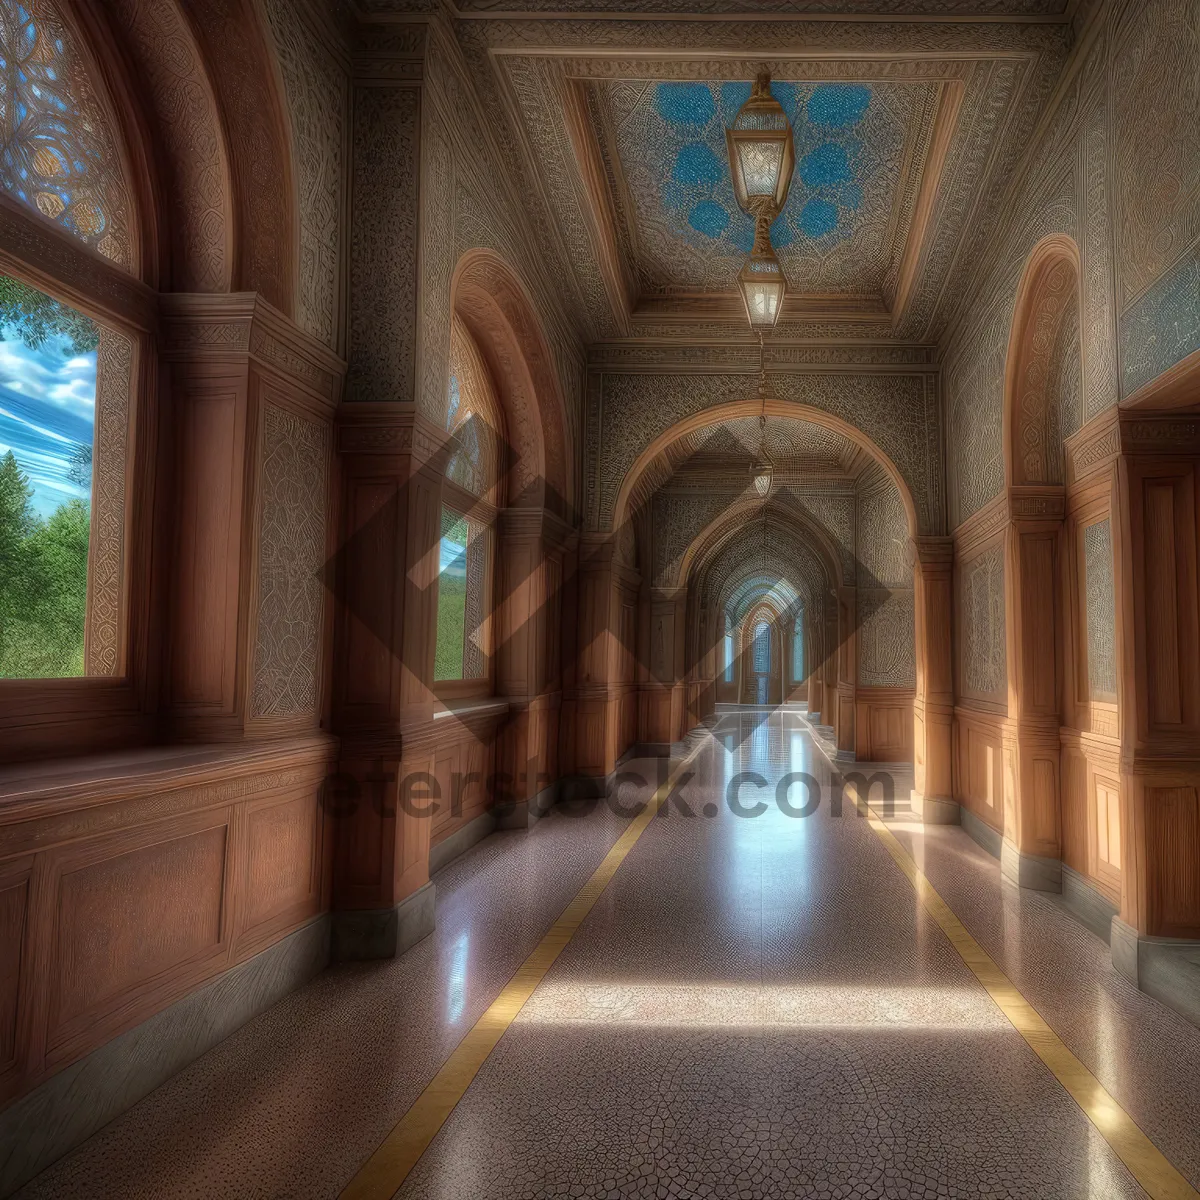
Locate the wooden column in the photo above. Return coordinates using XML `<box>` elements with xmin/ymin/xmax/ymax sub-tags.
<box><xmin>913</xmin><ymin>536</ymin><xmax>956</xmax><ymax>822</ymax></box>
<box><xmin>1111</xmin><ymin>414</ymin><xmax>1200</xmax><ymax>999</ymax></box>
<box><xmin>561</xmin><ymin>535</ymin><xmax>639</xmax><ymax>781</ymax></box>
<box><xmin>494</xmin><ymin>507</ymin><xmax>572</xmax><ymax>824</ymax></box>
<box><xmin>835</xmin><ymin>584</ymin><xmax>856</xmax><ymax>754</ymax></box>
<box><xmin>158</xmin><ymin>294</ymin><xmax>342</xmax><ymax>742</ymax></box>
<box><xmin>1001</xmin><ymin>486</ymin><xmax>1066</xmax><ymax>890</ymax></box>
<box><xmin>640</xmin><ymin>584</ymin><xmax>688</xmax><ymax>751</ymax></box>
<box><xmin>329</xmin><ymin>403</ymin><xmax>445</xmax><ymax>956</ymax></box>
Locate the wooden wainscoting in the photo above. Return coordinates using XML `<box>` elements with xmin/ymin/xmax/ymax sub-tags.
<box><xmin>0</xmin><ymin>736</ymin><xmax>335</xmax><ymax>1108</ymax></box>
<box><xmin>1060</xmin><ymin>719</ymin><xmax>1122</xmax><ymax>907</ymax></box>
<box><xmin>854</xmin><ymin>688</ymin><xmax>915</xmax><ymax>762</ymax></box>
<box><xmin>953</xmin><ymin>706</ymin><xmax>1007</xmax><ymax>834</ymax></box>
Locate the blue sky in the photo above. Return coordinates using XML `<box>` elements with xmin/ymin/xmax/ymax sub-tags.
<box><xmin>0</xmin><ymin>329</ymin><xmax>96</xmax><ymax>518</ymax></box>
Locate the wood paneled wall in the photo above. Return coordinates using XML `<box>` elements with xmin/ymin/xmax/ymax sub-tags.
<box><xmin>0</xmin><ymin>738</ymin><xmax>335</xmax><ymax>1108</ymax></box>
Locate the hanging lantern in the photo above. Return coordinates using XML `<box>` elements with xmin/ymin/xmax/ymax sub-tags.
<box><xmin>725</xmin><ymin>70</ymin><xmax>796</xmax><ymax>218</ymax></box>
<box><xmin>737</xmin><ymin>217</ymin><xmax>787</xmax><ymax>330</ymax></box>
<box><xmin>752</xmin><ymin>461</ymin><xmax>773</xmax><ymax>496</ymax></box>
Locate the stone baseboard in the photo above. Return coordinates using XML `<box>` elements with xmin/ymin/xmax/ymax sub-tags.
<box><xmin>431</xmin><ymin>811</ymin><xmax>499</xmax><ymax>873</ymax></box>
<box><xmin>960</xmin><ymin>806</ymin><xmax>1003</xmax><ymax>859</ymax></box>
<box><xmin>331</xmin><ymin>882</ymin><xmax>435</xmax><ymax>962</ymax></box>
<box><xmin>1061</xmin><ymin>865</ymin><xmax>1119</xmax><ymax>943</ymax></box>
<box><xmin>0</xmin><ymin>917</ymin><xmax>330</xmax><ymax>1199</ymax></box>
<box><xmin>1000</xmin><ymin>839</ymin><xmax>1062</xmax><ymax>893</ymax></box>
<box><xmin>915</xmin><ymin>794</ymin><xmax>961</xmax><ymax>826</ymax></box>
<box><xmin>1110</xmin><ymin>918</ymin><xmax>1200</xmax><ymax>1029</ymax></box>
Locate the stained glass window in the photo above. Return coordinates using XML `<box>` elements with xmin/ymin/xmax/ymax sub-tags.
<box><xmin>792</xmin><ymin>613</ymin><xmax>804</xmax><ymax>682</ymax></box>
<box><xmin>0</xmin><ymin>0</ymin><xmax>130</xmax><ymax>264</ymax></box>
<box><xmin>723</xmin><ymin>611</ymin><xmax>734</xmax><ymax>683</ymax></box>
<box><xmin>0</xmin><ymin>272</ymin><xmax>97</xmax><ymax>676</ymax></box>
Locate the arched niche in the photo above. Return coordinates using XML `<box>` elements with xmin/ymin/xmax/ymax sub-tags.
<box><xmin>1003</xmin><ymin>235</ymin><xmax>1083</xmax><ymax>487</ymax></box>
<box><xmin>450</xmin><ymin>249</ymin><xmax>573</xmax><ymax>520</ymax></box>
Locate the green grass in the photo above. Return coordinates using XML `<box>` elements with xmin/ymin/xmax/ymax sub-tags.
<box><xmin>434</xmin><ymin>570</ymin><xmax>467</xmax><ymax>681</ymax></box>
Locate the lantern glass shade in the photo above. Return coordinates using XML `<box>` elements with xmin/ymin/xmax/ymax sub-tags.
<box><xmin>738</xmin><ymin>247</ymin><xmax>786</xmax><ymax>330</ymax></box>
<box><xmin>725</xmin><ymin>73</ymin><xmax>796</xmax><ymax>216</ymax></box>
<box><xmin>752</xmin><ymin>463</ymin><xmax>773</xmax><ymax>496</ymax></box>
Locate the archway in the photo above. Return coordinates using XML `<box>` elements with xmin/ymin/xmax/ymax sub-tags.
<box><xmin>973</xmin><ymin>234</ymin><xmax>1085</xmax><ymax>891</ymax></box>
<box><xmin>436</xmin><ymin>249</ymin><xmax>576</xmax><ymax>833</ymax></box>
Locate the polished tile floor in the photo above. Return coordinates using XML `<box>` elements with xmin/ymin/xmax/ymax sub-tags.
<box><xmin>16</xmin><ymin>710</ymin><xmax>1200</xmax><ymax>1199</ymax></box>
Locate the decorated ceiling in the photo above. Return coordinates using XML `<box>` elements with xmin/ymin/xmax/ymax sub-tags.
<box><xmin>475</xmin><ymin>18</ymin><xmax>1071</xmax><ymax>339</ymax></box>
<box><xmin>592</xmin><ymin>79</ymin><xmax>934</xmax><ymax>301</ymax></box>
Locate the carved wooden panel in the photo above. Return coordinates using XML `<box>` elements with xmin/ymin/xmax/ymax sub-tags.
<box><xmin>241</xmin><ymin>792</ymin><xmax>319</xmax><ymax>934</ymax></box>
<box><xmin>1139</xmin><ymin>472</ymin><xmax>1199</xmax><ymax>731</ymax></box>
<box><xmin>1146</xmin><ymin>785</ymin><xmax>1200</xmax><ymax>936</ymax></box>
<box><xmin>1094</xmin><ymin>776</ymin><xmax>1122</xmax><ymax>885</ymax></box>
<box><xmin>48</xmin><ymin>822</ymin><xmax>228</xmax><ymax>1046</ymax></box>
<box><xmin>169</xmin><ymin>386</ymin><xmax>243</xmax><ymax>709</ymax></box>
<box><xmin>0</xmin><ymin>870</ymin><xmax>29</xmax><ymax>1070</ymax></box>
<box><xmin>1019</xmin><ymin>531</ymin><xmax>1058</xmax><ymax>713</ymax></box>
<box><xmin>339</xmin><ymin>480</ymin><xmax>399</xmax><ymax>713</ymax></box>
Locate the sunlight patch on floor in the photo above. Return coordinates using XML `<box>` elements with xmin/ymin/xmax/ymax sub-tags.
<box><xmin>516</xmin><ymin>982</ymin><xmax>1009</xmax><ymax>1030</ymax></box>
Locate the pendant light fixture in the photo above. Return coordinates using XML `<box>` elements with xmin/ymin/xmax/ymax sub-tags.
<box><xmin>727</xmin><ymin>70</ymin><xmax>795</xmax><ymax>334</ymax></box>
<box><xmin>726</xmin><ymin>71</ymin><xmax>796</xmax><ymax>219</ymax></box>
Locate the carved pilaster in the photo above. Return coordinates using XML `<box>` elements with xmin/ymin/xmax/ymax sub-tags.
<box><xmin>913</xmin><ymin>536</ymin><xmax>955</xmax><ymax>822</ymax></box>
<box><xmin>158</xmin><ymin>293</ymin><xmax>343</xmax><ymax>742</ymax></box>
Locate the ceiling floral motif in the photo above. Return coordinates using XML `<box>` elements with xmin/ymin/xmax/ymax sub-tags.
<box><xmin>592</xmin><ymin>78</ymin><xmax>932</xmax><ymax>298</ymax></box>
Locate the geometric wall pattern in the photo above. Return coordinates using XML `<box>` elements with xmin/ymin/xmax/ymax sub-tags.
<box><xmin>251</xmin><ymin>404</ymin><xmax>330</xmax><ymax>719</ymax></box>
<box><xmin>960</xmin><ymin>542</ymin><xmax>1006</xmax><ymax>698</ymax></box>
<box><xmin>1084</xmin><ymin>517</ymin><xmax>1117</xmax><ymax>701</ymax></box>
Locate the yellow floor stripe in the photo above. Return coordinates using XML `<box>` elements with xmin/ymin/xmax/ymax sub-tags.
<box><xmin>339</xmin><ymin>748</ymin><xmax>701</xmax><ymax>1200</ymax></box>
<box><xmin>850</xmin><ymin>785</ymin><xmax>1200</xmax><ymax>1200</ymax></box>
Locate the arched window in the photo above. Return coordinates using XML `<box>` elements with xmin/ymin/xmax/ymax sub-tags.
<box><xmin>792</xmin><ymin>612</ymin><xmax>804</xmax><ymax>682</ymax></box>
<box><xmin>0</xmin><ymin>0</ymin><xmax>134</xmax><ymax>682</ymax></box>
<box><xmin>0</xmin><ymin>0</ymin><xmax>131</xmax><ymax>264</ymax></box>
<box><xmin>436</xmin><ymin>320</ymin><xmax>504</xmax><ymax>684</ymax></box>
<box><xmin>753</xmin><ymin>620</ymin><xmax>771</xmax><ymax>674</ymax></box>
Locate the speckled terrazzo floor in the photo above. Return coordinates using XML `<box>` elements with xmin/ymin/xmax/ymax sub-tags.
<box><xmin>15</xmin><ymin>710</ymin><xmax>1200</xmax><ymax>1199</ymax></box>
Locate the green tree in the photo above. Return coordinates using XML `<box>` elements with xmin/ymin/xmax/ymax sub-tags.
<box><xmin>21</xmin><ymin>499</ymin><xmax>90</xmax><ymax>676</ymax></box>
<box><xmin>0</xmin><ymin>452</ymin><xmax>91</xmax><ymax>678</ymax></box>
<box><xmin>0</xmin><ymin>451</ymin><xmax>36</xmax><ymax>672</ymax></box>
<box><xmin>0</xmin><ymin>275</ymin><xmax>99</xmax><ymax>353</ymax></box>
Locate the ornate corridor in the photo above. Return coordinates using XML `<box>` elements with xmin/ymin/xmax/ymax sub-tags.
<box><xmin>10</xmin><ymin>712</ymin><xmax>1200</xmax><ymax>1199</ymax></box>
<box><xmin>0</xmin><ymin>0</ymin><xmax>1199</xmax><ymax>1196</ymax></box>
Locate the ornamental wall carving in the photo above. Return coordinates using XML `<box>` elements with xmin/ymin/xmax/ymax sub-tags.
<box><xmin>944</xmin><ymin>0</ymin><xmax>1200</xmax><ymax>528</ymax></box>
<box><xmin>105</xmin><ymin>0</ymin><xmax>230</xmax><ymax>293</ymax></box>
<box><xmin>251</xmin><ymin>404</ymin><xmax>331</xmax><ymax>719</ymax></box>
<box><xmin>958</xmin><ymin>540</ymin><xmax>1006</xmax><ymax>699</ymax></box>
<box><xmin>857</xmin><ymin>591</ymin><xmax>915</xmax><ymax>687</ymax></box>
<box><xmin>262</xmin><ymin>0</ymin><xmax>348</xmax><ymax>350</ymax></box>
